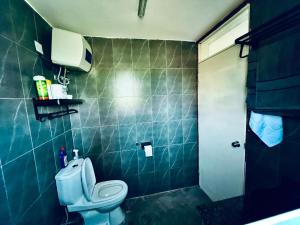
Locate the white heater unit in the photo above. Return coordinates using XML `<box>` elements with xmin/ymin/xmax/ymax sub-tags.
<box><xmin>51</xmin><ymin>28</ymin><xmax>92</xmax><ymax>72</ymax></box>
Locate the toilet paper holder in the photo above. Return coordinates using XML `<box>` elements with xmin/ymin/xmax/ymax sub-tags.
<box><xmin>137</xmin><ymin>142</ymin><xmax>152</xmax><ymax>149</ymax></box>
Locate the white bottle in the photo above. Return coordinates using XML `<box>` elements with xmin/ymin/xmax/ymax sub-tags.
<box><xmin>73</xmin><ymin>149</ymin><xmax>79</xmax><ymax>160</ymax></box>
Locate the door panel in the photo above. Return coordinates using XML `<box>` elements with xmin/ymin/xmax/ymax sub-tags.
<box><xmin>198</xmin><ymin>45</ymin><xmax>247</xmax><ymax>201</ymax></box>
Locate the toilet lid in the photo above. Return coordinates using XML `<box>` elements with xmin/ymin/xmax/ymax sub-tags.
<box><xmin>81</xmin><ymin>158</ymin><xmax>96</xmax><ymax>201</ymax></box>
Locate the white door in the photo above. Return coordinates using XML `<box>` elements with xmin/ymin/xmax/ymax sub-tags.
<box><xmin>198</xmin><ymin>45</ymin><xmax>247</xmax><ymax>202</ymax></box>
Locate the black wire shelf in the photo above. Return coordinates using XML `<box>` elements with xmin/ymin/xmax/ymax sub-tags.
<box><xmin>32</xmin><ymin>98</ymin><xmax>84</xmax><ymax>122</ymax></box>
<box><xmin>235</xmin><ymin>5</ymin><xmax>300</xmax><ymax>58</ymax></box>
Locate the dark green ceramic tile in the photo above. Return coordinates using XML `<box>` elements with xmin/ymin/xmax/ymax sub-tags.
<box><xmin>152</xmin><ymin>122</ymin><xmax>168</xmax><ymax>147</ymax></box>
<box><xmin>49</xmin><ymin>109</ymin><xmax>65</xmax><ymax>138</ymax></box>
<box><xmin>26</xmin><ymin>99</ymin><xmax>52</xmax><ymax>148</ymax></box>
<box><xmin>121</xmin><ymin>174</ymin><xmax>140</xmax><ymax>197</ymax></box>
<box><xmin>0</xmin><ymin>99</ymin><xmax>32</xmax><ymax>163</ymax></box>
<box><xmin>138</xmin><ymin>172</ymin><xmax>155</xmax><ymax>195</ymax></box>
<box><xmin>151</xmin><ymin>69</ymin><xmax>167</xmax><ymax>95</ymax></box>
<box><xmin>116</xmin><ymin>97</ymin><xmax>137</xmax><ymax>125</ymax></box>
<box><xmin>167</xmin><ymin>68</ymin><xmax>182</xmax><ymax>94</ymax></box>
<box><xmin>183</xmin><ymin>119</ymin><xmax>198</xmax><ymax>143</ymax></box>
<box><xmin>136</xmin><ymin>96</ymin><xmax>152</xmax><ymax>123</ymax></box>
<box><xmin>136</xmin><ymin>122</ymin><xmax>153</xmax><ymax>143</ymax></box>
<box><xmin>0</xmin><ymin>0</ymin><xmax>15</xmax><ymax>41</ymax></box>
<box><xmin>154</xmin><ymin>170</ymin><xmax>170</xmax><ymax>192</ymax></box>
<box><xmin>169</xmin><ymin>144</ymin><xmax>183</xmax><ymax>169</ymax></box>
<box><xmin>182</xmin><ymin>42</ymin><xmax>198</xmax><ymax>68</ymax></box>
<box><xmin>0</xmin><ymin>37</ymin><xmax>23</xmax><ymax>98</ymax></box>
<box><xmin>17</xmin><ymin>198</ymin><xmax>46</xmax><ymax>225</ymax></box>
<box><xmin>41</xmin><ymin>182</ymin><xmax>63</xmax><ymax>225</ymax></box>
<box><xmin>134</xmin><ymin>69</ymin><xmax>151</xmax><ymax>97</ymax></box>
<box><xmin>3</xmin><ymin>152</ymin><xmax>39</xmax><ymax>224</ymax></box>
<box><xmin>76</xmin><ymin>70</ymin><xmax>98</xmax><ymax>98</ymax></box>
<box><xmin>98</xmin><ymin>97</ymin><xmax>118</xmax><ymax>126</ymax></box>
<box><xmin>154</xmin><ymin>146</ymin><xmax>169</xmax><ymax>171</ymax></box>
<box><xmin>183</xmin><ymin>166</ymin><xmax>198</xmax><ymax>186</ymax></box>
<box><xmin>97</xmin><ymin>67</ymin><xmax>115</xmax><ymax>97</ymax></box>
<box><xmin>112</xmin><ymin>39</ymin><xmax>132</xmax><ymax>68</ymax></box>
<box><xmin>151</xmin><ymin>95</ymin><xmax>168</xmax><ymax>122</ymax></box>
<box><xmin>10</xmin><ymin>0</ymin><xmax>36</xmax><ymax>51</ymax></box>
<box><xmin>79</xmin><ymin>98</ymin><xmax>100</xmax><ymax>128</ymax></box>
<box><xmin>0</xmin><ymin>165</ymin><xmax>11</xmax><ymax>225</ymax></box>
<box><xmin>138</xmin><ymin>149</ymin><xmax>155</xmax><ymax>174</ymax></box>
<box><xmin>166</xmin><ymin>41</ymin><xmax>182</xmax><ymax>68</ymax></box>
<box><xmin>168</xmin><ymin>120</ymin><xmax>183</xmax><ymax>145</ymax></box>
<box><xmin>100</xmin><ymin>125</ymin><xmax>120</xmax><ymax>153</ymax></box>
<box><xmin>170</xmin><ymin>167</ymin><xmax>185</xmax><ymax>189</ymax></box>
<box><xmin>119</xmin><ymin>124</ymin><xmax>137</xmax><ymax>150</ymax></box>
<box><xmin>81</xmin><ymin>127</ymin><xmax>101</xmax><ymax>157</ymax></box>
<box><xmin>182</xmin><ymin>68</ymin><xmax>197</xmax><ymax>94</ymax></box>
<box><xmin>132</xmin><ymin>39</ymin><xmax>150</xmax><ymax>69</ymax></box>
<box><xmin>70</xmin><ymin>105</ymin><xmax>81</xmax><ymax>128</ymax></box>
<box><xmin>102</xmin><ymin>152</ymin><xmax>122</xmax><ymax>180</ymax></box>
<box><xmin>34</xmin><ymin>141</ymin><xmax>56</xmax><ymax>194</ymax></box>
<box><xmin>72</xmin><ymin>128</ymin><xmax>83</xmax><ymax>153</ymax></box>
<box><xmin>168</xmin><ymin>94</ymin><xmax>182</xmax><ymax>120</ymax></box>
<box><xmin>17</xmin><ymin>45</ymin><xmax>43</xmax><ymax>98</ymax></box>
<box><xmin>182</xmin><ymin>94</ymin><xmax>197</xmax><ymax>119</ymax></box>
<box><xmin>183</xmin><ymin>142</ymin><xmax>198</xmax><ymax>167</ymax></box>
<box><xmin>93</xmin><ymin>38</ymin><xmax>113</xmax><ymax>68</ymax></box>
<box><xmin>121</xmin><ymin>150</ymin><xmax>138</xmax><ymax>176</ymax></box>
<box><xmin>34</xmin><ymin>13</ymin><xmax>52</xmax><ymax>60</ymax></box>
<box><xmin>63</xmin><ymin>114</ymin><xmax>72</xmax><ymax>131</ymax></box>
<box><xmin>114</xmin><ymin>68</ymin><xmax>136</xmax><ymax>97</ymax></box>
<box><xmin>149</xmin><ymin>40</ymin><xmax>166</xmax><ymax>68</ymax></box>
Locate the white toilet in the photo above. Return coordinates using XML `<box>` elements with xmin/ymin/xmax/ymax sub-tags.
<box><xmin>55</xmin><ymin>157</ymin><xmax>128</xmax><ymax>225</ymax></box>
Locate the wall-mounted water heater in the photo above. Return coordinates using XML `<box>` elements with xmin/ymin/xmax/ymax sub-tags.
<box><xmin>51</xmin><ymin>28</ymin><xmax>92</xmax><ymax>72</ymax></box>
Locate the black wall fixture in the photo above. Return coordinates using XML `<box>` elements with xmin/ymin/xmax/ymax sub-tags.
<box><xmin>32</xmin><ymin>98</ymin><xmax>83</xmax><ymax>122</ymax></box>
<box><xmin>138</xmin><ymin>0</ymin><xmax>148</xmax><ymax>18</ymax></box>
<box><xmin>235</xmin><ymin>5</ymin><xmax>300</xmax><ymax>58</ymax></box>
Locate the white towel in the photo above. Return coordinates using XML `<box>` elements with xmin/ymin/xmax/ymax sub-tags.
<box><xmin>249</xmin><ymin>111</ymin><xmax>283</xmax><ymax>147</ymax></box>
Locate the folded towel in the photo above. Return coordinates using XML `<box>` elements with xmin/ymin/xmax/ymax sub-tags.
<box><xmin>249</xmin><ymin>111</ymin><xmax>283</xmax><ymax>147</ymax></box>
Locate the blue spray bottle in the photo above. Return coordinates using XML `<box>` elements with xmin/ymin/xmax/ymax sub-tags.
<box><xmin>59</xmin><ymin>147</ymin><xmax>68</xmax><ymax>168</ymax></box>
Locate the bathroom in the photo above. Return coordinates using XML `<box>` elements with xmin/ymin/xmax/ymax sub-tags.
<box><xmin>1</xmin><ymin>0</ymin><xmax>300</xmax><ymax>224</ymax></box>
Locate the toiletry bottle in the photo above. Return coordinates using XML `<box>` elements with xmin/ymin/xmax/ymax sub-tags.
<box><xmin>33</xmin><ymin>75</ymin><xmax>49</xmax><ymax>100</ymax></box>
<box><xmin>59</xmin><ymin>147</ymin><xmax>68</xmax><ymax>168</ymax></box>
<box><xmin>73</xmin><ymin>149</ymin><xmax>79</xmax><ymax>160</ymax></box>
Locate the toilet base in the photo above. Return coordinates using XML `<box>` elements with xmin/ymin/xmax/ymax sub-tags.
<box><xmin>79</xmin><ymin>207</ymin><xmax>125</xmax><ymax>225</ymax></box>
<box><xmin>109</xmin><ymin>207</ymin><xmax>125</xmax><ymax>225</ymax></box>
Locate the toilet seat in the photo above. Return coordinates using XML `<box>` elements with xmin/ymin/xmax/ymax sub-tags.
<box><xmin>92</xmin><ymin>180</ymin><xmax>127</xmax><ymax>203</ymax></box>
<box><xmin>67</xmin><ymin>180</ymin><xmax>128</xmax><ymax>212</ymax></box>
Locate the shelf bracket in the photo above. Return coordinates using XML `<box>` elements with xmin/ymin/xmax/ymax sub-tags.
<box><xmin>32</xmin><ymin>98</ymin><xmax>83</xmax><ymax>122</ymax></box>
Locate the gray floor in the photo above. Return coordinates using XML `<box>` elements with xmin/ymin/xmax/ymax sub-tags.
<box><xmin>63</xmin><ymin>186</ymin><xmax>212</xmax><ymax>225</ymax></box>
<box><xmin>124</xmin><ymin>186</ymin><xmax>211</xmax><ymax>225</ymax></box>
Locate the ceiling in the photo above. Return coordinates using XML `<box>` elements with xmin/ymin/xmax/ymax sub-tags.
<box><xmin>26</xmin><ymin>0</ymin><xmax>243</xmax><ymax>41</ymax></box>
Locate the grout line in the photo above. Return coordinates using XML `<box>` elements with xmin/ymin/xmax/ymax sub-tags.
<box><xmin>32</xmin><ymin>147</ymin><xmax>41</xmax><ymax>194</ymax></box>
<box><xmin>0</xmin><ymin>162</ymin><xmax>13</xmax><ymax>224</ymax></box>
<box><xmin>127</xmin><ymin>185</ymin><xmax>199</xmax><ymax>200</ymax></box>
<box><xmin>2</xmin><ymin>149</ymin><xmax>33</xmax><ymax>167</ymax></box>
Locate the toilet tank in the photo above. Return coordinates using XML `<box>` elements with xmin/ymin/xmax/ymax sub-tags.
<box><xmin>55</xmin><ymin>159</ymin><xmax>84</xmax><ymax>205</ymax></box>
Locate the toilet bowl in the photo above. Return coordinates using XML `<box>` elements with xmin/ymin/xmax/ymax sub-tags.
<box><xmin>55</xmin><ymin>158</ymin><xmax>128</xmax><ymax>225</ymax></box>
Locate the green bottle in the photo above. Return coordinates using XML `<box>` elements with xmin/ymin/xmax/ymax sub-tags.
<box><xmin>33</xmin><ymin>75</ymin><xmax>49</xmax><ymax>100</ymax></box>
